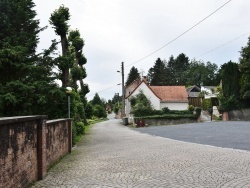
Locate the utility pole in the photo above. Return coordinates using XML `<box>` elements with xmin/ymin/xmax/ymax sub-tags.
<box><xmin>121</xmin><ymin>62</ymin><xmax>125</xmax><ymax>117</ymax></box>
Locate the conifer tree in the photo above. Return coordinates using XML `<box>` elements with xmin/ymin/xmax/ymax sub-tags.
<box><xmin>239</xmin><ymin>37</ymin><xmax>250</xmax><ymax>104</ymax></box>
<box><xmin>147</xmin><ymin>58</ymin><xmax>167</xmax><ymax>86</ymax></box>
<box><xmin>125</xmin><ymin>66</ymin><xmax>140</xmax><ymax>86</ymax></box>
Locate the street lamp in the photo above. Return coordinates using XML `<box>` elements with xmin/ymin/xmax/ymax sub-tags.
<box><xmin>66</xmin><ymin>87</ymin><xmax>72</xmax><ymax>119</ymax></box>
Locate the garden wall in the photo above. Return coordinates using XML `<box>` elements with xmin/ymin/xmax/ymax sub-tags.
<box><xmin>135</xmin><ymin>118</ymin><xmax>197</xmax><ymax>127</ymax></box>
<box><xmin>0</xmin><ymin>116</ymin><xmax>72</xmax><ymax>188</ymax></box>
<box><xmin>228</xmin><ymin>109</ymin><xmax>250</xmax><ymax>121</ymax></box>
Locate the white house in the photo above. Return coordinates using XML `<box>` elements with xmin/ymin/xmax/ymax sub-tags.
<box><xmin>125</xmin><ymin>79</ymin><xmax>189</xmax><ymax>116</ymax></box>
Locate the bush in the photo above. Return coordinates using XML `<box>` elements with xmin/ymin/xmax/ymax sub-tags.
<box><xmin>218</xmin><ymin>95</ymin><xmax>239</xmax><ymax>112</ymax></box>
<box><xmin>202</xmin><ymin>98</ymin><xmax>212</xmax><ymax>110</ymax></box>
<box><xmin>85</xmin><ymin>103</ymin><xmax>93</xmax><ymax>119</ymax></box>
<box><xmin>93</xmin><ymin>104</ymin><xmax>107</xmax><ymax>118</ymax></box>
<box><xmin>187</xmin><ymin>105</ymin><xmax>195</xmax><ymax>112</ymax></box>
<box><xmin>74</xmin><ymin>121</ymin><xmax>85</xmax><ymax>135</ymax></box>
<box><xmin>169</xmin><ymin>110</ymin><xmax>193</xmax><ymax>115</ymax></box>
<box><xmin>134</xmin><ymin>114</ymin><xmax>197</xmax><ymax>120</ymax></box>
<box><xmin>162</xmin><ymin>107</ymin><xmax>170</xmax><ymax>113</ymax></box>
<box><xmin>72</xmin><ymin>121</ymin><xmax>85</xmax><ymax>145</ymax></box>
<box><xmin>195</xmin><ymin>107</ymin><xmax>201</xmax><ymax>117</ymax></box>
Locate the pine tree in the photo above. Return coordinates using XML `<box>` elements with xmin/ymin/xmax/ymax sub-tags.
<box><xmin>125</xmin><ymin>66</ymin><xmax>140</xmax><ymax>86</ymax></box>
<box><xmin>239</xmin><ymin>36</ymin><xmax>250</xmax><ymax>103</ymax></box>
<box><xmin>0</xmin><ymin>0</ymin><xmax>39</xmax><ymax>115</ymax></box>
<box><xmin>221</xmin><ymin>61</ymin><xmax>240</xmax><ymax>98</ymax></box>
<box><xmin>173</xmin><ymin>53</ymin><xmax>189</xmax><ymax>85</ymax></box>
<box><xmin>147</xmin><ymin>58</ymin><xmax>167</xmax><ymax>86</ymax></box>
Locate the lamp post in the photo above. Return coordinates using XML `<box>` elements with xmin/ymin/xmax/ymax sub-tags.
<box><xmin>66</xmin><ymin>87</ymin><xmax>72</xmax><ymax>119</ymax></box>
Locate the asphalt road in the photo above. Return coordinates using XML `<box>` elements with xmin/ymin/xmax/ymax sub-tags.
<box><xmin>134</xmin><ymin>121</ymin><xmax>250</xmax><ymax>151</ymax></box>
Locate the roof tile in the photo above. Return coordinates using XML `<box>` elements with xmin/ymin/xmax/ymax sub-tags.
<box><xmin>150</xmin><ymin>86</ymin><xmax>188</xmax><ymax>102</ymax></box>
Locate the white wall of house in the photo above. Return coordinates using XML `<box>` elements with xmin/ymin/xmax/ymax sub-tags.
<box><xmin>125</xmin><ymin>82</ymin><xmax>161</xmax><ymax>116</ymax></box>
<box><xmin>160</xmin><ymin>102</ymin><xmax>188</xmax><ymax>110</ymax></box>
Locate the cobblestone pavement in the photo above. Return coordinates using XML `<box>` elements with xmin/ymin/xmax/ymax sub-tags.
<box><xmin>32</xmin><ymin>119</ymin><xmax>250</xmax><ymax>188</ymax></box>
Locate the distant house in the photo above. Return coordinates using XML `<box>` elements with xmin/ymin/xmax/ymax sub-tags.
<box><xmin>201</xmin><ymin>86</ymin><xmax>218</xmax><ymax>99</ymax></box>
<box><xmin>105</xmin><ymin>104</ymin><xmax>112</xmax><ymax>113</ymax></box>
<box><xmin>201</xmin><ymin>86</ymin><xmax>220</xmax><ymax>117</ymax></box>
<box><xmin>187</xmin><ymin>85</ymin><xmax>201</xmax><ymax>107</ymax></box>
<box><xmin>125</xmin><ymin>78</ymin><xmax>189</xmax><ymax>116</ymax></box>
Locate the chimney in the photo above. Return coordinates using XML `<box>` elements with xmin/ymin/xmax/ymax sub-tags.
<box><xmin>142</xmin><ymin>76</ymin><xmax>147</xmax><ymax>83</ymax></box>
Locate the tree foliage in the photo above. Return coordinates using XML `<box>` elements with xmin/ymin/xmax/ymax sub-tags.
<box><xmin>185</xmin><ymin>60</ymin><xmax>219</xmax><ymax>87</ymax></box>
<box><xmin>130</xmin><ymin>90</ymin><xmax>153</xmax><ymax>117</ymax></box>
<box><xmin>148</xmin><ymin>58</ymin><xmax>167</xmax><ymax>86</ymax></box>
<box><xmin>125</xmin><ymin>66</ymin><xmax>140</xmax><ymax>86</ymax></box>
<box><xmin>91</xmin><ymin>93</ymin><xmax>104</xmax><ymax>107</ymax></box>
<box><xmin>147</xmin><ymin>54</ymin><xmax>218</xmax><ymax>87</ymax></box>
<box><xmin>0</xmin><ymin>0</ymin><xmax>67</xmax><ymax>118</ymax></box>
<box><xmin>221</xmin><ymin>61</ymin><xmax>240</xmax><ymax>98</ymax></box>
<box><xmin>49</xmin><ymin>5</ymin><xmax>71</xmax><ymax>86</ymax></box>
<box><xmin>239</xmin><ymin>36</ymin><xmax>250</xmax><ymax>103</ymax></box>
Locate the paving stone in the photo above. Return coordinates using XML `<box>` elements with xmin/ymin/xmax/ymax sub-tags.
<box><xmin>32</xmin><ymin>119</ymin><xmax>250</xmax><ymax>187</ymax></box>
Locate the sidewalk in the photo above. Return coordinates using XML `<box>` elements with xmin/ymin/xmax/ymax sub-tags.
<box><xmin>32</xmin><ymin>119</ymin><xmax>250</xmax><ymax>187</ymax></box>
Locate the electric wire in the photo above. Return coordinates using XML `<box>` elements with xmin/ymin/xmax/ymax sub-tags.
<box><xmin>88</xmin><ymin>30</ymin><xmax>250</xmax><ymax>99</ymax></box>
<box><xmin>85</xmin><ymin>0</ymin><xmax>233</xmax><ymax>98</ymax></box>
<box><xmin>125</xmin><ymin>0</ymin><xmax>232</xmax><ymax>68</ymax></box>
<box><xmin>195</xmin><ymin>31</ymin><xmax>250</xmax><ymax>58</ymax></box>
<box><xmin>84</xmin><ymin>0</ymin><xmax>233</xmax><ymax>81</ymax></box>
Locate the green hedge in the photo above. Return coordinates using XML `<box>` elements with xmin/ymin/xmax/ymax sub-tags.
<box><xmin>132</xmin><ymin>109</ymin><xmax>193</xmax><ymax>117</ymax></box>
<box><xmin>134</xmin><ymin>114</ymin><xmax>197</xmax><ymax>120</ymax></box>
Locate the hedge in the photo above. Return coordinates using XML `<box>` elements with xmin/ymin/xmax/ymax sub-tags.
<box><xmin>134</xmin><ymin>114</ymin><xmax>197</xmax><ymax>120</ymax></box>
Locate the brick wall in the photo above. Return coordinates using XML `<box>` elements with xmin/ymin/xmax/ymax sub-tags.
<box><xmin>46</xmin><ymin>119</ymin><xmax>72</xmax><ymax>168</ymax></box>
<box><xmin>0</xmin><ymin>116</ymin><xmax>72</xmax><ymax>188</ymax></box>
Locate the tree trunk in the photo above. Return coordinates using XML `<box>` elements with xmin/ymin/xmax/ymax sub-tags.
<box><xmin>82</xmin><ymin>110</ymin><xmax>88</xmax><ymax>125</ymax></box>
<box><xmin>61</xmin><ymin>34</ymin><xmax>70</xmax><ymax>87</ymax></box>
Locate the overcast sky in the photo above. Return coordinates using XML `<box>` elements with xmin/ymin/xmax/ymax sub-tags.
<box><xmin>34</xmin><ymin>0</ymin><xmax>250</xmax><ymax>101</ymax></box>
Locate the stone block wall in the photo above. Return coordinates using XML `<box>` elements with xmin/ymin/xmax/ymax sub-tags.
<box><xmin>134</xmin><ymin>118</ymin><xmax>197</xmax><ymax>127</ymax></box>
<box><xmin>0</xmin><ymin>116</ymin><xmax>72</xmax><ymax>188</ymax></box>
<box><xmin>228</xmin><ymin>109</ymin><xmax>250</xmax><ymax>121</ymax></box>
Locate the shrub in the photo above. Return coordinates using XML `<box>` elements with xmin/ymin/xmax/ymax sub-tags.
<box><xmin>195</xmin><ymin>107</ymin><xmax>201</xmax><ymax>117</ymax></box>
<box><xmin>169</xmin><ymin>110</ymin><xmax>193</xmax><ymax>115</ymax></box>
<box><xmin>187</xmin><ymin>105</ymin><xmax>195</xmax><ymax>112</ymax></box>
<box><xmin>218</xmin><ymin>94</ymin><xmax>239</xmax><ymax>112</ymax></box>
<box><xmin>75</xmin><ymin>121</ymin><xmax>85</xmax><ymax>135</ymax></box>
<box><xmin>93</xmin><ymin>104</ymin><xmax>107</xmax><ymax>118</ymax></box>
<box><xmin>72</xmin><ymin>121</ymin><xmax>85</xmax><ymax>145</ymax></box>
<box><xmin>202</xmin><ymin>98</ymin><xmax>212</xmax><ymax>110</ymax></box>
<box><xmin>162</xmin><ymin>107</ymin><xmax>170</xmax><ymax>113</ymax></box>
<box><xmin>134</xmin><ymin>114</ymin><xmax>197</xmax><ymax>120</ymax></box>
<box><xmin>85</xmin><ymin>103</ymin><xmax>93</xmax><ymax>119</ymax></box>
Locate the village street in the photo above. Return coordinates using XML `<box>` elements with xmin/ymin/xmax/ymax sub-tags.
<box><xmin>32</xmin><ymin>118</ymin><xmax>250</xmax><ymax>188</ymax></box>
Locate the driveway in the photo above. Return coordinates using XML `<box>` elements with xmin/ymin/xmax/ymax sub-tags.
<box><xmin>32</xmin><ymin>119</ymin><xmax>250</xmax><ymax>187</ymax></box>
<box><xmin>134</xmin><ymin>121</ymin><xmax>250</xmax><ymax>152</ymax></box>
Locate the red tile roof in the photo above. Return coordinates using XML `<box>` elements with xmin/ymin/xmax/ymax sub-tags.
<box><xmin>150</xmin><ymin>86</ymin><xmax>188</xmax><ymax>102</ymax></box>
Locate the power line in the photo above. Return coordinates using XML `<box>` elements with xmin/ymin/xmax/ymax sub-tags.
<box><xmin>86</xmin><ymin>85</ymin><xmax>118</xmax><ymax>99</ymax></box>
<box><xmin>85</xmin><ymin>0</ymin><xmax>233</xmax><ymax>98</ymax></box>
<box><xmin>125</xmin><ymin>0</ymin><xmax>232</xmax><ymax>68</ymax></box>
<box><xmin>87</xmin><ymin>30</ymin><xmax>250</xmax><ymax>98</ymax></box>
<box><xmin>196</xmin><ymin>31</ymin><xmax>250</xmax><ymax>58</ymax></box>
<box><xmin>81</xmin><ymin>0</ymin><xmax>233</xmax><ymax>79</ymax></box>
